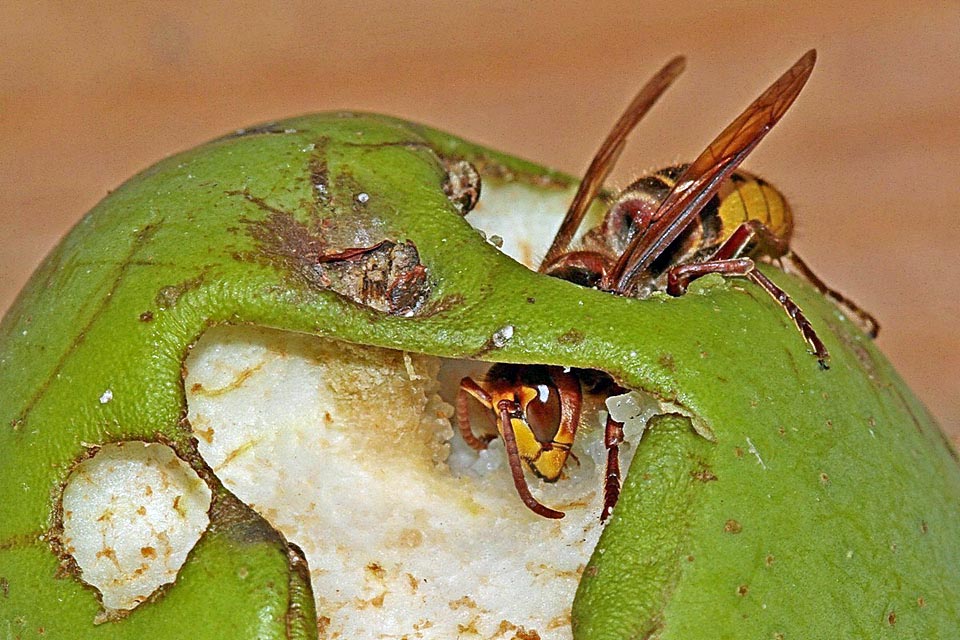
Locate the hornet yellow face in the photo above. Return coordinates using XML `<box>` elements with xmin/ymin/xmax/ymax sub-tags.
<box><xmin>456</xmin><ymin>364</ymin><xmax>583</xmax><ymax>519</ymax></box>
<box><xmin>488</xmin><ymin>373</ymin><xmax>576</xmax><ymax>481</ymax></box>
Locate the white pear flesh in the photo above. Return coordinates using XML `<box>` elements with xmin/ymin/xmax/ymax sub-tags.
<box><xmin>60</xmin><ymin>441</ymin><xmax>212</xmax><ymax>612</ymax></box>
<box><xmin>183</xmin><ymin>323</ymin><xmax>649</xmax><ymax>639</ymax></box>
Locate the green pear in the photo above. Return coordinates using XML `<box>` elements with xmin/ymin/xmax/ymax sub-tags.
<box><xmin>1</xmin><ymin>112</ymin><xmax>956</xmax><ymax>639</ymax></box>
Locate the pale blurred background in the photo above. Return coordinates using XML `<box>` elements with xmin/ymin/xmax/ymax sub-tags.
<box><xmin>1</xmin><ymin>2</ymin><xmax>957</xmax><ymax>439</ymax></box>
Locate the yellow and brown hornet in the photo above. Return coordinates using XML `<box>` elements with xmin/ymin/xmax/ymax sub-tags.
<box><xmin>459</xmin><ymin>50</ymin><xmax>878</xmax><ymax>520</ymax></box>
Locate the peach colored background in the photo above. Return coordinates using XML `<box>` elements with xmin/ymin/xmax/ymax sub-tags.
<box><xmin>1</xmin><ymin>3</ymin><xmax>957</xmax><ymax>440</ymax></box>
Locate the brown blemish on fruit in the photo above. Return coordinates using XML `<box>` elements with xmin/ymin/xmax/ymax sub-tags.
<box><xmin>449</xmin><ymin>596</ymin><xmax>479</xmax><ymax>610</ymax></box>
<box><xmin>191</xmin><ymin>362</ymin><xmax>265</xmax><ymax>398</ymax></box>
<box><xmin>547</xmin><ymin>614</ymin><xmax>571</xmax><ymax>630</ymax></box>
<box><xmin>172</xmin><ymin>495</ymin><xmax>186</xmax><ymax>518</ymax></box>
<box><xmin>691</xmin><ymin>461</ymin><xmax>718</xmax><ymax>482</ymax></box>
<box><xmin>525</xmin><ymin>562</ymin><xmax>582</xmax><ymax>581</ymax></box>
<box><xmin>657</xmin><ymin>353</ymin><xmax>676</xmax><ymax>372</ymax></box>
<box><xmin>737</xmin><ymin>584</ymin><xmax>749</xmax><ymax>596</ymax></box>
<box><xmin>405</xmin><ymin>573</ymin><xmax>419</xmax><ymax>593</ymax></box>
<box><xmin>557</xmin><ymin>328</ymin><xmax>585</xmax><ymax>345</ymax></box>
<box><xmin>887</xmin><ymin>611</ymin><xmax>897</xmax><ymax>625</ymax></box>
<box><xmin>155</xmin><ymin>271</ymin><xmax>208</xmax><ymax>311</ymax></box>
<box><xmin>138</xmin><ymin>311</ymin><xmax>154</xmax><ymax>322</ymax></box>
<box><xmin>457</xmin><ymin>620</ymin><xmax>480</xmax><ymax>635</ymax></box>
<box><xmin>413</xmin><ymin>619</ymin><xmax>434</xmax><ymax>632</ymax></box>
<box><xmin>442</xmin><ymin>159</ymin><xmax>482</xmax><ymax>214</ymax></box>
<box><xmin>765</xmin><ymin>554</ymin><xmax>775</xmax><ymax>566</ymax></box>
<box><xmin>240</xmin><ymin>200</ymin><xmax>431</xmax><ymax>315</ymax></box>
<box><xmin>493</xmin><ymin>620</ymin><xmax>541</xmax><ymax>640</ymax></box>
<box><xmin>317</xmin><ymin>615</ymin><xmax>332</xmax><ymax>637</ymax></box>
<box><xmin>96</xmin><ymin>547</ymin><xmax>119</xmax><ymax>568</ymax></box>
<box><xmin>365</xmin><ymin>562</ymin><xmax>386</xmax><ymax>581</ymax></box>
<box><xmin>723</xmin><ymin>519</ymin><xmax>743</xmax><ymax>534</ymax></box>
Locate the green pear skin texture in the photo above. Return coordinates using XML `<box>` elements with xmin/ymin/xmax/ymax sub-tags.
<box><xmin>1</xmin><ymin>113</ymin><xmax>957</xmax><ymax>638</ymax></box>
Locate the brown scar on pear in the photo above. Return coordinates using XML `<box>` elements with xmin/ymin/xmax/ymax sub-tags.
<box><xmin>233</xmin><ymin>191</ymin><xmax>431</xmax><ymax>316</ymax></box>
